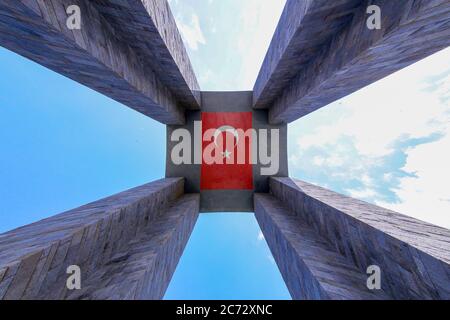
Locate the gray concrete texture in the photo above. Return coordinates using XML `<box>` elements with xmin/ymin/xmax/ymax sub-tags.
<box><xmin>256</xmin><ymin>178</ymin><xmax>450</xmax><ymax>299</ymax></box>
<box><xmin>166</xmin><ymin>91</ymin><xmax>288</xmax><ymax>212</ymax></box>
<box><xmin>0</xmin><ymin>178</ymin><xmax>199</xmax><ymax>300</ymax></box>
<box><xmin>1</xmin><ymin>0</ymin><xmax>450</xmax><ymax>300</ymax></box>
<box><xmin>0</xmin><ymin>0</ymin><xmax>198</xmax><ymax>124</ymax></box>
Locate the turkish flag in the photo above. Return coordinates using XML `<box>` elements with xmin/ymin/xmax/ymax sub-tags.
<box><xmin>201</xmin><ymin>112</ymin><xmax>253</xmax><ymax>190</ymax></box>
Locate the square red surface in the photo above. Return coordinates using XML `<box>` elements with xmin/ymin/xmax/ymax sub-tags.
<box><xmin>201</xmin><ymin>112</ymin><xmax>253</xmax><ymax>190</ymax></box>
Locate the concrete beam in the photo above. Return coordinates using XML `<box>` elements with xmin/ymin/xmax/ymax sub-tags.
<box><xmin>253</xmin><ymin>0</ymin><xmax>362</xmax><ymax>109</ymax></box>
<box><xmin>0</xmin><ymin>0</ymin><xmax>194</xmax><ymax>124</ymax></box>
<box><xmin>254</xmin><ymin>0</ymin><xmax>450</xmax><ymax>123</ymax></box>
<box><xmin>92</xmin><ymin>0</ymin><xmax>201</xmax><ymax>109</ymax></box>
<box><xmin>166</xmin><ymin>91</ymin><xmax>289</xmax><ymax>213</ymax></box>
<box><xmin>254</xmin><ymin>193</ymin><xmax>389</xmax><ymax>300</ymax></box>
<box><xmin>259</xmin><ymin>177</ymin><xmax>450</xmax><ymax>299</ymax></box>
<box><xmin>0</xmin><ymin>178</ymin><xmax>200</xmax><ymax>300</ymax></box>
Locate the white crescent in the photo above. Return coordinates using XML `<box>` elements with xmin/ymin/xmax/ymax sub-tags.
<box><xmin>213</xmin><ymin>125</ymin><xmax>239</xmax><ymax>147</ymax></box>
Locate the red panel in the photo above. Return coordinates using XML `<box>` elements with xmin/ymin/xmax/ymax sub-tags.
<box><xmin>201</xmin><ymin>112</ymin><xmax>253</xmax><ymax>190</ymax></box>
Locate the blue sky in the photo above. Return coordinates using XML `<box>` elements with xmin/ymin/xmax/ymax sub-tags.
<box><xmin>0</xmin><ymin>46</ymin><xmax>166</xmax><ymax>232</ymax></box>
<box><xmin>165</xmin><ymin>213</ymin><xmax>288</xmax><ymax>300</ymax></box>
<box><xmin>0</xmin><ymin>0</ymin><xmax>449</xmax><ymax>300</ymax></box>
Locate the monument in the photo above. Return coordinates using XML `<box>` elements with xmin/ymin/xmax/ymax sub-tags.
<box><xmin>0</xmin><ymin>0</ymin><xmax>449</xmax><ymax>300</ymax></box>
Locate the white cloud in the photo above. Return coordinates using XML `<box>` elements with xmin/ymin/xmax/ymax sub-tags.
<box><xmin>176</xmin><ymin>13</ymin><xmax>206</xmax><ymax>51</ymax></box>
<box><xmin>266</xmin><ymin>254</ymin><xmax>276</xmax><ymax>265</ymax></box>
<box><xmin>257</xmin><ymin>231</ymin><xmax>265</xmax><ymax>241</ymax></box>
<box><xmin>236</xmin><ymin>0</ymin><xmax>286</xmax><ymax>89</ymax></box>
<box><xmin>347</xmin><ymin>187</ymin><xmax>377</xmax><ymax>200</ymax></box>
<box><xmin>297</xmin><ymin>69</ymin><xmax>449</xmax><ymax>158</ymax></box>
<box><xmin>383</xmin><ymin>173</ymin><xmax>393</xmax><ymax>182</ymax></box>
<box><xmin>199</xmin><ymin>68</ymin><xmax>213</xmax><ymax>84</ymax></box>
<box><xmin>377</xmin><ymin>128</ymin><xmax>450</xmax><ymax>228</ymax></box>
<box><xmin>289</xmin><ymin>47</ymin><xmax>450</xmax><ymax>229</ymax></box>
<box><xmin>169</xmin><ymin>0</ymin><xmax>286</xmax><ymax>90</ymax></box>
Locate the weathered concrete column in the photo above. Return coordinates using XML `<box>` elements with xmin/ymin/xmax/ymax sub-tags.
<box><xmin>253</xmin><ymin>0</ymin><xmax>450</xmax><ymax>123</ymax></box>
<box><xmin>255</xmin><ymin>177</ymin><xmax>450</xmax><ymax>300</ymax></box>
<box><xmin>0</xmin><ymin>178</ymin><xmax>199</xmax><ymax>300</ymax></box>
<box><xmin>255</xmin><ymin>193</ymin><xmax>389</xmax><ymax>300</ymax></box>
<box><xmin>0</xmin><ymin>0</ymin><xmax>201</xmax><ymax>124</ymax></box>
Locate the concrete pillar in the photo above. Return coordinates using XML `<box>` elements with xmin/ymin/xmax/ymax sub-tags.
<box><xmin>252</xmin><ymin>0</ymin><xmax>450</xmax><ymax>124</ymax></box>
<box><xmin>0</xmin><ymin>0</ymin><xmax>198</xmax><ymax>124</ymax></box>
<box><xmin>0</xmin><ymin>178</ymin><xmax>199</xmax><ymax>300</ymax></box>
<box><xmin>254</xmin><ymin>193</ymin><xmax>389</xmax><ymax>300</ymax></box>
<box><xmin>255</xmin><ymin>177</ymin><xmax>450</xmax><ymax>300</ymax></box>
